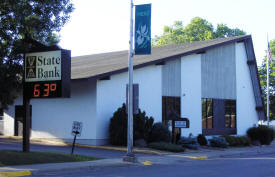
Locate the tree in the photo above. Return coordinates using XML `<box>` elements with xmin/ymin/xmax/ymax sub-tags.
<box><xmin>258</xmin><ymin>40</ymin><xmax>275</xmax><ymax>120</ymax></box>
<box><xmin>152</xmin><ymin>17</ymin><xmax>246</xmax><ymax>46</ymax></box>
<box><xmin>214</xmin><ymin>24</ymin><xmax>246</xmax><ymax>38</ymax></box>
<box><xmin>183</xmin><ymin>17</ymin><xmax>214</xmax><ymax>42</ymax></box>
<box><xmin>152</xmin><ymin>21</ymin><xmax>185</xmax><ymax>46</ymax></box>
<box><xmin>0</xmin><ymin>0</ymin><xmax>74</xmax><ymax>109</ymax></box>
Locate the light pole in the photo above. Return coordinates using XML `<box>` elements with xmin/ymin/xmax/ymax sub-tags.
<box><xmin>123</xmin><ymin>0</ymin><xmax>137</xmax><ymax>163</ymax></box>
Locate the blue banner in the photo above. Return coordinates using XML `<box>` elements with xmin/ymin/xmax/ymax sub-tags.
<box><xmin>135</xmin><ymin>4</ymin><xmax>151</xmax><ymax>55</ymax></box>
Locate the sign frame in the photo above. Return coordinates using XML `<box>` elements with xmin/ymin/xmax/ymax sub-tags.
<box><xmin>173</xmin><ymin>118</ymin><xmax>190</xmax><ymax>128</ymax></box>
<box><xmin>23</xmin><ymin>48</ymin><xmax>71</xmax><ymax>98</ymax></box>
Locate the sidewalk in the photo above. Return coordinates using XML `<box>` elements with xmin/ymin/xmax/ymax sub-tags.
<box><xmin>0</xmin><ymin>137</ymin><xmax>274</xmax><ymax>177</ymax></box>
<box><xmin>0</xmin><ymin>158</ymin><xmax>132</xmax><ymax>176</ymax></box>
<box><xmin>181</xmin><ymin>140</ymin><xmax>275</xmax><ymax>159</ymax></box>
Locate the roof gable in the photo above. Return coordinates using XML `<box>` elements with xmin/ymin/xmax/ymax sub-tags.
<box><xmin>71</xmin><ymin>35</ymin><xmax>250</xmax><ymax>80</ymax></box>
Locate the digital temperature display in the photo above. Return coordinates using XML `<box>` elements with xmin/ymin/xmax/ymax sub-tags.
<box><xmin>24</xmin><ymin>81</ymin><xmax>62</xmax><ymax>98</ymax></box>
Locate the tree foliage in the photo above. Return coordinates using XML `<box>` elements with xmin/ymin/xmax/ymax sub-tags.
<box><xmin>183</xmin><ymin>17</ymin><xmax>214</xmax><ymax>42</ymax></box>
<box><xmin>0</xmin><ymin>0</ymin><xmax>74</xmax><ymax>109</ymax></box>
<box><xmin>258</xmin><ymin>39</ymin><xmax>275</xmax><ymax>120</ymax></box>
<box><xmin>152</xmin><ymin>17</ymin><xmax>246</xmax><ymax>46</ymax></box>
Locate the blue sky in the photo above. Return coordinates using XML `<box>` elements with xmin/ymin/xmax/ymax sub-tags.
<box><xmin>59</xmin><ymin>0</ymin><xmax>275</xmax><ymax>65</ymax></box>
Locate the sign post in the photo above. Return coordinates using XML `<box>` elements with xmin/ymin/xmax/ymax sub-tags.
<box><xmin>23</xmin><ymin>94</ymin><xmax>30</xmax><ymax>152</ymax></box>
<box><xmin>23</xmin><ymin>49</ymin><xmax>71</xmax><ymax>152</ymax></box>
<box><xmin>71</xmin><ymin>121</ymin><xmax>83</xmax><ymax>154</ymax></box>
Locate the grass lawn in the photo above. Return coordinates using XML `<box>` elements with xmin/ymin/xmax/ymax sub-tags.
<box><xmin>0</xmin><ymin>150</ymin><xmax>99</xmax><ymax>166</ymax></box>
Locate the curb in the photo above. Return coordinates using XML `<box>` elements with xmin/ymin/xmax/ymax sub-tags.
<box><xmin>0</xmin><ymin>171</ymin><xmax>32</xmax><ymax>177</ymax></box>
<box><xmin>0</xmin><ymin>159</ymin><xmax>132</xmax><ymax>176</ymax></box>
<box><xmin>184</xmin><ymin>156</ymin><xmax>208</xmax><ymax>159</ymax></box>
<box><xmin>66</xmin><ymin>143</ymin><xmax>164</xmax><ymax>155</ymax></box>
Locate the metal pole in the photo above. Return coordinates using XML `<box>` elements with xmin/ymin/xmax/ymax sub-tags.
<box><xmin>23</xmin><ymin>94</ymin><xmax>30</xmax><ymax>152</ymax></box>
<box><xmin>71</xmin><ymin>134</ymin><xmax>77</xmax><ymax>154</ymax></box>
<box><xmin>23</xmin><ymin>53</ymin><xmax>31</xmax><ymax>152</ymax></box>
<box><xmin>123</xmin><ymin>0</ymin><xmax>137</xmax><ymax>162</ymax></box>
<box><xmin>267</xmin><ymin>51</ymin><xmax>270</xmax><ymax>126</ymax></box>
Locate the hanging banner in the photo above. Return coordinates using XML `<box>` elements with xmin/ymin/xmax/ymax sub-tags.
<box><xmin>135</xmin><ymin>4</ymin><xmax>151</xmax><ymax>55</ymax></box>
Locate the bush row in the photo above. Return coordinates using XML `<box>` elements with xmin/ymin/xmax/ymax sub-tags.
<box><xmin>223</xmin><ymin>135</ymin><xmax>251</xmax><ymax>146</ymax></box>
<box><xmin>109</xmin><ymin>105</ymin><xmax>274</xmax><ymax>150</ymax></box>
<box><xmin>148</xmin><ymin>142</ymin><xmax>185</xmax><ymax>152</ymax></box>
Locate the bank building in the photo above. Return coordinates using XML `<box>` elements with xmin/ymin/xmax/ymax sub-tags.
<box><xmin>0</xmin><ymin>35</ymin><xmax>266</xmax><ymax>145</ymax></box>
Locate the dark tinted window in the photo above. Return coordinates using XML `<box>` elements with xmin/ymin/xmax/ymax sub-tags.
<box><xmin>225</xmin><ymin>100</ymin><xmax>236</xmax><ymax>128</ymax></box>
<box><xmin>162</xmin><ymin>96</ymin><xmax>180</xmax><ymax>124</ymax></box>
<box><xmin>202</xmin><ymin>98</ymin><xmax>213</xmax><ymax>129</ymax></box>
<box><xmin>0</xmin><ymin>109</ymin><xmax>3</xmax><ymax>120</ymax></box>
<box><xmin>0</xmin><ymin>109</ymin><xmax>3</xmax><ymax>116</ymax></box>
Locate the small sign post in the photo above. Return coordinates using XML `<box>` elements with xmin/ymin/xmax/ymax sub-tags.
<box><xmin>71</xmin><ymin>121</ymin><xmax>83</xmax><ymax>154</ymax></box>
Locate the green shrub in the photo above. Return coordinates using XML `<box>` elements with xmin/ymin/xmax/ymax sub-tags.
<box><xmin>197</xmin><ymin>134</ymin><xmax>207</xmax><ymax>146</ymax></box>
<box><xmin>109</xmin><ymin>104</ymin><xmax>154</xmax><ymax>146</ymax></box>
<box><xmin>148</xmin><ymin>142</ymin><xmax>185</xmax><ymax>152</ymax></box>
<box><xmin>209</xmin><ymin>137</ymin><xmax>229</xmax><ymax>148</ymax></box>
<box><xmin>223</xmin><ymin>135</ymin><xmax>251</xmax><ymax>146</ymax></box>
<box><xmin>148</xmin><ymin>122</ymin><xmax>171</xmax><ymax>143</ymax></box>
<box><xmin>240</xmin><ymin>136</ymin><xmax>251</xmax><ymax>146</ymax></box>
<box><xmin>247</xmin><ymin>125</ymin><xmax>274</xmax><ymax>145</ymax></box>
<box><xmin>109</xmin><ymin>104</ymin><xmax>128</xmax><ymax>146</ymax></box>
<box><xmin>178</xmin><ymin>136</ymin><xmax>199</xmax><ymax>150</ymax></box>
<box><xmin>134</xmin><ymin>110</ymin><xmax>154</xmax><ymax>142</ymax></box>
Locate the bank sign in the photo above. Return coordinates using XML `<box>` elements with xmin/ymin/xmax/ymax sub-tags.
<box><xmin>25</xmin><ymin>51</ymin><xmax>61</xmax><ymax>82</ymax></box>
<box><xmin>24</xmin><ymin>49</ymin><xmax>71</xmax><ymax>98</ymax></box>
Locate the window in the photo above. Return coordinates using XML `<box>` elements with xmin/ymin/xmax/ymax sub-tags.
<box><xmin>162</xmin><ymin>96</ymin><xmax>180</xmax><ymax>123</ymax></box>
<box><xmin>202</xmin><ymin>99</ymin><xmax>236</xmax><ymax>135</ymax></box>
<box><xmin>225</xmin><ymin>100</ymin><xmax>236</xmax><ymax>128</ymax></box>
<box><xmin>202</xmin><ymin>98</ymin><xmax>213</xmax><ymax>129</ymax></box>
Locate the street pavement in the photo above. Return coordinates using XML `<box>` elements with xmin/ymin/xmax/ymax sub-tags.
<box><xmin>0</xmin><ymin>137</ymin><xmax>275</xmax><ymax>177</ymax></box>
<box><xmin>29</xmin><ymin>153</ymin><xmax>275</xmax><ymax>177</ymax></box>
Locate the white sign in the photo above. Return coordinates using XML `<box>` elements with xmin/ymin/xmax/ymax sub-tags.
<box><xmin>71</xmin><ymin>121</ymin><xmax>83</xmax><ymax>137</ymax></box>
<box><xmin>25</xmin><ymin>50</ymin><xmax>61</xmax><ymax>82</ymax></box>
<box><xmin>175</xmin><ymin>121</ymin><xmax>187</xmax><ymax>128</ymax></box>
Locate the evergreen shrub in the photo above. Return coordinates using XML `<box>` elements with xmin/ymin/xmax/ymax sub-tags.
<box><xmin>109</xmin><ymin>104</ymin><xmax>128</xmax><ymax>146</ymax></box>
<box><xmin>223</xmin><ymin>135</ymin><xmax>251</xmax><ymax>146</ymax></box>
<box><xmin>148</xmin><ymin>142</ymin><xmax>185</xmax><ymax>152</ymax></box>
<box><xmin>109</xmin><ymin>104</ymin><xmax>154</xmax><ymax>146</ymax></box>
<box><xmin>147</xmin><ymin>122</ymin><xmax>171</xmax><ymax>143</ymax></box>
<box><xmin>247</xmin><ymin>125</ymin><xmax>274</xmax><ymax>145</ymax></box>
<box><xmin>197</xmin><ymin>134</ymin><xmax>208</xmax><ymax>146</ymax></box>
<box><xmin>178</xmin><ymin>136</ymin><xmax>199</xmax><ymax>150</ymax></box>
<box><xmin>209</xmin><ymin>137</ymin><xmax>229</xmax><ymax>148</ymax></box>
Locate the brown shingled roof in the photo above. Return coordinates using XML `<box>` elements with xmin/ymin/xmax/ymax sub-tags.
<box><xmin>71</xmin><ymin>35</ymin><xmax>251</xmax><ymax>80</ymax></box>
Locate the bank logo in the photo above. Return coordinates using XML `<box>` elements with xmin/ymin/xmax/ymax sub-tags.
<box><xmin>26</xmin><ymin>56</ymin><xmax>36</xmax><ymax>78</ymax></box>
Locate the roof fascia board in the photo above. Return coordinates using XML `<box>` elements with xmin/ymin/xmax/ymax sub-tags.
<box><xmin>243</xmin><ymin>37</ymin><xmax>266</xmax><ymax>121</ymax></box>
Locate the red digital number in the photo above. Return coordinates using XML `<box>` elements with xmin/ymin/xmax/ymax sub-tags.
<box><xmin>43</xmin><ymin>84</ymin><xmax>50</xmax><ymax>97</ymax></box>
<box><xmin>33</xmin><ymin>84</ymin><xmax>40</xmax><ymax>97</ymax></box>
